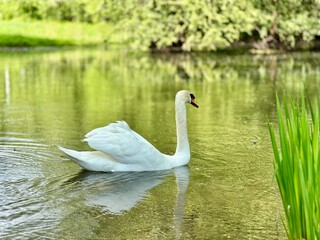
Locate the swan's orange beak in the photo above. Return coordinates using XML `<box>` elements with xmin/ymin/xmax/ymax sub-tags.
<box><xmin>191</xmin><ymin>99</ymin><xmax>199</xmax><ymax>108</ymax></box>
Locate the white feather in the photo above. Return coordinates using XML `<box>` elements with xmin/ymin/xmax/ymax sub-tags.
<box><xmin>83</xmin><ymin>121</ymin><xmax>163</xmax><ymax>165</ymax></box>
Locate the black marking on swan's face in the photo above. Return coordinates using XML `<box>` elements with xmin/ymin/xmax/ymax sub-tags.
<box><xmin>189</xmin><ymin>93</ymin><xmax>199</xmax><ymax>108</ymax></box>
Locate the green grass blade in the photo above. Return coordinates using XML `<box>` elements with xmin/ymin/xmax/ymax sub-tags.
<box><xmin>268</xmin><ymin>93</ymin><xmax>320</xmax><ymax>239</ymax></box>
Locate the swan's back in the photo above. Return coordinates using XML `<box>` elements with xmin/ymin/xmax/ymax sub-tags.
<box><xmin>83</xmin><ymin>121</ymin><xmax>165</xmax><ymax>166</ymax></box>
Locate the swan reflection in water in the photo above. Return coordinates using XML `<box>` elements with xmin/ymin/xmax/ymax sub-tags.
<box><xmin>66</xmin><ymin>166</ymin><xmax>189</xmax><ymax>235</ymax></box>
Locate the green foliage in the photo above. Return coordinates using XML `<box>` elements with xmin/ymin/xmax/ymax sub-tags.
<box><xmin>253</xmin><ymin>0</ymin><xmax>320</xmax><ymax>48</ymax></box>
<box><xmin>268</xmin><ymin>95</ymin><xmax>320</xmax><ymax>239</ymax></box>
<box><xmin>118</xmin><ymin>0</ymin><xmax>320</xmax><ymax>51</ymax></box>
<box><xmin>0</xmin><ymin>0</ymin><xmax>320</xmax><ymax>50</ymax></box>
<box><xmin>0</xmin><ymin>0</ymin><xmax>120</xmax><ymax>23</ymax></box>
<box><xmin>0</xmin><ymin>0</ymin><xmax>19</xmax><ymax>19</ymax></box>
<box><xmin>119</xmin><ymin>0</ymin><xmax>259</xmax><ymax>51</ymax></box>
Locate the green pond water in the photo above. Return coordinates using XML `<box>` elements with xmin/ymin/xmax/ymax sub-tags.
<box><xmin>1</xmin><ymin>48</ymin><xmax>319</xmax><ymax>239</ymax></box>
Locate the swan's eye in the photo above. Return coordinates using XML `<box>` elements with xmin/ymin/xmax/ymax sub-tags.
<box><xmin>190</xmin><ymin>93</ymin><xmax>195</xmax><ymax>100</ymax></box>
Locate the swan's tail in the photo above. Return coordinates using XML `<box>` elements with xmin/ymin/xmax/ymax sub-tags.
<box><xmin>58</xmin><ymin>146</ymin><xmax>117</xmax><ymax>172</ymax></box>
<box><xmin>58</xmin><ymin>146</ymin><xmax>83</xmax><ymax>160</ymax></box>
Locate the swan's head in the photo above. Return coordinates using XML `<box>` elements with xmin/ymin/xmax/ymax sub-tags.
<box><xmin>176</xmin><ymin>90</ymin><xmax>199</xmax><ymax>108</ymax></box>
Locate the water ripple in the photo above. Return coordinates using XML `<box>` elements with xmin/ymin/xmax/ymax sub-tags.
<box><xmin>0</xmin><ymin>133</ymin><xmax>66</xmax><ymax>239</ymax></box>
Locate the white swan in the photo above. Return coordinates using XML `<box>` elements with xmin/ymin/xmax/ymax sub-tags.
<box><xmin>59</xmin><ymin>90</ymin><xmax>198</xmax><ymax>172</ymax></box>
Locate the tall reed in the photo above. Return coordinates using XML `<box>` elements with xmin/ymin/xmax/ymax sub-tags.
<box><xmin>268</xmin><ymin>95</ymin><xmax>320</xmax><ymax>239</ymax></box>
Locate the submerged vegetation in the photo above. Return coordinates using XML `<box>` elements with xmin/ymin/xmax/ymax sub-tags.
<box><xmin>0</xmin><ymin>0</ymin><xmax>320</xmax><ymax>50</ymax></box>
<box><xmin>268</xmin><ymin>95</ymin><xmax>320</xmax><ymax>239</ymax></box>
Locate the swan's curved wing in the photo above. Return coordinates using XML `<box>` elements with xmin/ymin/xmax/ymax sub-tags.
<box><xmin>83</xmin><ymin>121</ymin><xmax>163</xmax><ymax>165</ymax></box>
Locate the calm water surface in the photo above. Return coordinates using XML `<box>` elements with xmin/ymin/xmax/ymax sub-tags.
<box><xmin>1</xmin><ymin>49</ymin><xmax>320</xmax><ymax>239</ymax></box>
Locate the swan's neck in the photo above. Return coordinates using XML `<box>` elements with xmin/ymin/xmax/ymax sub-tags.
<box><xmin>174</xmin><ymin>99</ymin><xmax>190</xmax><ymax>163</ymax></box>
